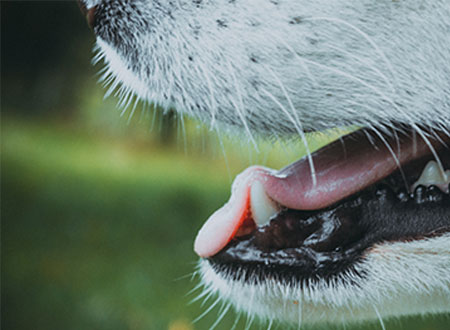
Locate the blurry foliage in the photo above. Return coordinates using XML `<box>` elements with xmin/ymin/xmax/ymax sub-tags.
<box><xmin>2</xmin><ymin>1</ymin><xmax>95</xmax><ymax>117</ymax></box>
<box><xmin>2</xmin><ymin>119</ymin><xmax>230</xmax><ymax>330</ymax></box>
<box><xmin>1</xmin><ymin>1</ymin><xmax>449</xmax><ymax>330</ymax></box>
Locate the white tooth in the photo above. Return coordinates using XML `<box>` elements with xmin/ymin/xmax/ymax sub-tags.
<box><xmin>412</xmin><ymin>160</ymin><xmax>450</xmax><ymax>193</ymax></box>
<box><xmin>250</xmin><ymin>180</ymin><xmax>280</xmax><ymax>226</ymax></box>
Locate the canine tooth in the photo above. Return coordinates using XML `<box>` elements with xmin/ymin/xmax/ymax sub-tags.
<box><xmin>412</xmin><ymin>160</ymin><xmax>450</xmax><ymax>193</ymax></box>
<box><xmin>250</xmin><ymin>180</ymin><xmax>280</xmax><ymax>226</ymax></box>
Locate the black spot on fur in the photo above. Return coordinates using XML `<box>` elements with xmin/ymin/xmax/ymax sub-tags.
<box><xmin>216</xmin><ymin>19</ymin><xmax>228</xmax><ymax>28</ymax></box>
<box><xmin>289</xmin><ymin>16</ymin><xmax>303</xmax><ymax>24</ymax></box>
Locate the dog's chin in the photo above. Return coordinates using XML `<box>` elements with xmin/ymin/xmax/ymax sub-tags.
<box><xmin>196</xmin><ymin>128</ymin><xmax>450</xmax><ymax>325</ymax></box>
<box><xmin>198</xmin><ymin>233</ymin><xmax>450</xmax><ymax>324</ymax></box>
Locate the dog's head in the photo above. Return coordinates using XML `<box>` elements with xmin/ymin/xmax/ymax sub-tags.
<box><xmin>79</xmin><ymin>0</ymin><xmax>450</xmax><ymax>325</ymax></box>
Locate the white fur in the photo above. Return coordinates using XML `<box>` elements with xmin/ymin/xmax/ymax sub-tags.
<box><xmin>85</xmin><ymin>0</ymin><xmax>450</xmax><ymax>325</ymax></box>
<box><xmin>92</xmin><ymin>0</ymin><xmax>450</xmax><ymax>137</ymax></box>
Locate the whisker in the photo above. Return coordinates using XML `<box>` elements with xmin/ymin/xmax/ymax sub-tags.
<box><xmin>194</xmin><ymin>60</ymin><xmax>218</xmax><ymax>129</ymax></box>
<box><xmin>297</xmin><ymin>292</ymin><xmax>303</xmax><ymax>329</ymax></box>
<box><xmin>185</xmin><ymin>282</ymin><xmax>204</xmax><ymax>298</ymax></box>
<box><xmin>261</xmin><ymin>86</ymin><xmax>317</xmax><ymax>186</ymax></box>
<box><xmin>325</xmin><ymin>44</ymin><xmax>395</xmax><ymax>92</ymax></box>
<box><xmin>244</xmin><ymin>313</ymin><xmax>255</xmax><ymax>330</ymax></box>
<box><xmin>304</xmin><ymin>16</ymin><xmax>398</xmax><ymax>86</ymax></box>
<box><xmin>370</xmin><ymin>126</ymin><xmax>408</xmax><ymax>190</ymax></box>
<box><xmin>411</xmin><ymin>124</ymin><xmax>446</xmax><ymax>177</ymax></box>
<box><xmin>150</xmin><ymin>103</ymin><xmax>158</xmax><ymax>132</ymax></box>
<box><xmin>193</xmin><ymin>296</ymin><xmax>222</xmax><ymax>323</ymax></box>
<box><xmin>209</xmin><ymin>302</ymin><xmax>232</xmax><ymax>330</ymax></box>
<box><xmin>261</xmin><ymin>65</ymin><xmax>317</xmax><ymax>186</ymax></box>
<box><xmin>215</xmin><ymin>127</ymin><xmax>233</xmax><ymax>184</ymax></box>
<box><xmin>178</xmin><ymin>112</ymin><xmax>188</xmax><ymax>155</ymax></box>
<box><xmin>174</xmin><ymin>271</ymin><xmax>198</xmax><ymax>283</ymax></box>
<box><xmin>266</xmin><ymin>32</ymin><xmax>317</xmax><ymax>86</ymax></box>
<box><xmin>301</xmin><ymin>57</ymin><xmax>398</xmax><ymax>114</ymax></box>
<box><xmin>230</xmin><ymin>312</ymin><xmax>242</xmax><ymax>330</ymax></box>
<box><xmin>373</xmin><ymin>305</ymin><xmax>386</xmax><ymax>330</ymax></box>
<box><xmin>189</xmin><ymin>286</ymin><xmax>214</xmax><ymax>305</ymax></box>
<box><xmin>127</xmin><ymin>96</ymin><xmax>140</xmax><ymax>124</ymax></box>
<box><xmin>226</xmin><ymin>59</ymin><xmax>259</xmax><ymax>151</ymax></box>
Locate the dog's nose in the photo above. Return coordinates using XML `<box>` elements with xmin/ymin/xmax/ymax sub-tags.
<box><xmin>77</xmin><ymin>0</ymin><xmax>97</xmax><ymax>29</ymax></box>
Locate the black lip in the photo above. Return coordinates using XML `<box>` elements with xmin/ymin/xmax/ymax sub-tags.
<box><xmin>208</xmin><ymin>149</ymin><xmax>450</xmax><ymax>284</ymax></box>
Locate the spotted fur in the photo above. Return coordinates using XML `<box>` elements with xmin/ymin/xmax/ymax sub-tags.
<box><xmin>91</xmin><ymin>0</ymin><xmax>450</xmax><ymax>137</ymax></box>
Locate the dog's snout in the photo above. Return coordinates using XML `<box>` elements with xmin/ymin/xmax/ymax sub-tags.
<box><xmin>77</xmin><ymin>0</ymin><xmax>97</xmax><ymax>30</ymax></box>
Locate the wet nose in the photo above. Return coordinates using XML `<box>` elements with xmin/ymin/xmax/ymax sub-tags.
<box><xmin>77</xmin><ymin>0</ymin><xmax>97</xmax><ymax>29</ymax></box>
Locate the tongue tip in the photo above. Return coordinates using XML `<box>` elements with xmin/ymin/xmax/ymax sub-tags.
<box><xmin>194</xmin><ymin>166</ymin><xmax>270</xmax><ymax>258</ymax></box>
<box><xmin>193</xmin><ymin>182</ymin><xmax>250</xmax><ymax>258</ymax></box>
<box><xmin>194</xmin><ymin>234</ymin><xmax>219</xmax><ymax>258</ymax></box>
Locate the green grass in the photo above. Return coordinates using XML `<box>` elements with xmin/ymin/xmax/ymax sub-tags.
<box><xmin>2</xmin><ymin>118</ymin><xmax>232</xmax><ymax>330</ymax></box>
<box><xmin>2</xmin><ymin>118</ymin><xmax>449</xmax><ymax>330</ymax></box>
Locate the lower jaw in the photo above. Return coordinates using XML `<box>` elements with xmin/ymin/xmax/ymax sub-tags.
<box><xmin>208</xmin><ymin>148</ymin><xmax>450</xmax><ymax>284</ymax></box>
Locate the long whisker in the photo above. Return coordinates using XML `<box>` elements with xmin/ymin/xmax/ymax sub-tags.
<box><xmin>326</xmin><ymin>44</ymin><xmax>395</xmax><ymax>92</ymax></box>
<box><xmin>193</xmin><ymin>60</ymin><xmax>218</xmax><ymax>129</ymax></box>
<box><xmin>411</xmin><ymin>123</ymin><xmax>445</xmax><ymax>176</ymax></box>
<box><xmin>369</xmin><ymin>127</ymin><xmax>408</xmax><ymax>191</ymax></box>
<box><xmin>301</xmin><ymin>57</ymin><xmax>397</xmax><ymax>113</ymax></box>
<box><xmin>226</xmin><ymin>59</ymin><xmax>259</xmax><ymax>150</ymax></box>
<box><xmin>304</xmin><ymin>16</ymin><xmax>398</xmax><ymax>86</ymax></box>
<box><xmin>266</xmin><ymin>32</ymin><xmax>317</xmax><ymax>86</ymax></box>
<box><xmin>261</xmin><ymin>86</ymin><xmax>317</xmax><ymax>186</ymax></box>
<box><xmin>193</xmin><ymin>296</ymin><xmax>222</xmax><ymax>323</ymax></box>
<box><xmin>210</xmin><ymin>302</ymin><xmax>232</xmax><ymax>330</ymax></box>
<box><xmin>189</xmin><ymin>286</ymin><xmax>214</xmax><ymax>305</ymax></box>
<box><xmin>215</xmin><ymin>127</ymin><xmax>233</xmax><ymax>184</ymax></box>
<box><xmin>230</xmin><ymin>312</ymin><xmax>242</xmax><ymax>330</ymax></box>
<box><xmin>373</xmin><ymin>305</ymin><xmax>386</xmax><ymax>330</ymax></box>
<box><xmin>244</xmin><ymin>313</ymin><xmax>255</xmax><ymax>330</ymax></box>
<box><xmin>262</xmin><ymin>65</ymin><xmax>317</xmax><ymax>183</ymax></box>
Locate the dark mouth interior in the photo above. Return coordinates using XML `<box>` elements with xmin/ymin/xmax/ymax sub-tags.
<box><xmin>209</xmin><ymin>149</ymin><xmax>450</xmax><ymax>283</ymax></box>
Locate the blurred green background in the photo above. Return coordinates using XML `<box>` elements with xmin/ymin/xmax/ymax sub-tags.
<box><xmin>1</xmin><ymin>1</ymin><xmax>449</xmax><ymax>329</ymax></box>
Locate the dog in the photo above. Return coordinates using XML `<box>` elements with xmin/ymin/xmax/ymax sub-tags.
<box><xmin>78</xmin><ymin>0</ymin><xmax>450</xmax><ymax>326</ymax></box>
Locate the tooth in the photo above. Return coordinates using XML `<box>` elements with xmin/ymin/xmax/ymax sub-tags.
<box><xmin>412</xmin><ymin>160</ymin><xmax>450</xmax><ymax>193</ymax></box>
<box><xmin>250</xmin><ymin>180</ymin><xmax>280</xmax><ymax>226</ymax></box>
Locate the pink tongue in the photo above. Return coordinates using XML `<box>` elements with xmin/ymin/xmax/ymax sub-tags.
<box><xmin>194</xmin><ymin>129</ymin><xmax>443</xmax><ymax>258</ymax></box>
<box><xmin>264</xmin><ymin>130</ymin><xmax>440</xmax><ymax>210</ymax></box>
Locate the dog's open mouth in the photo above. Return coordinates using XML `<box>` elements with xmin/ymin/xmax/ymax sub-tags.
<box><xmin>195</xmin><ymin>128</ymin><xmax>450</xmax><ymax>281</ymax></box>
